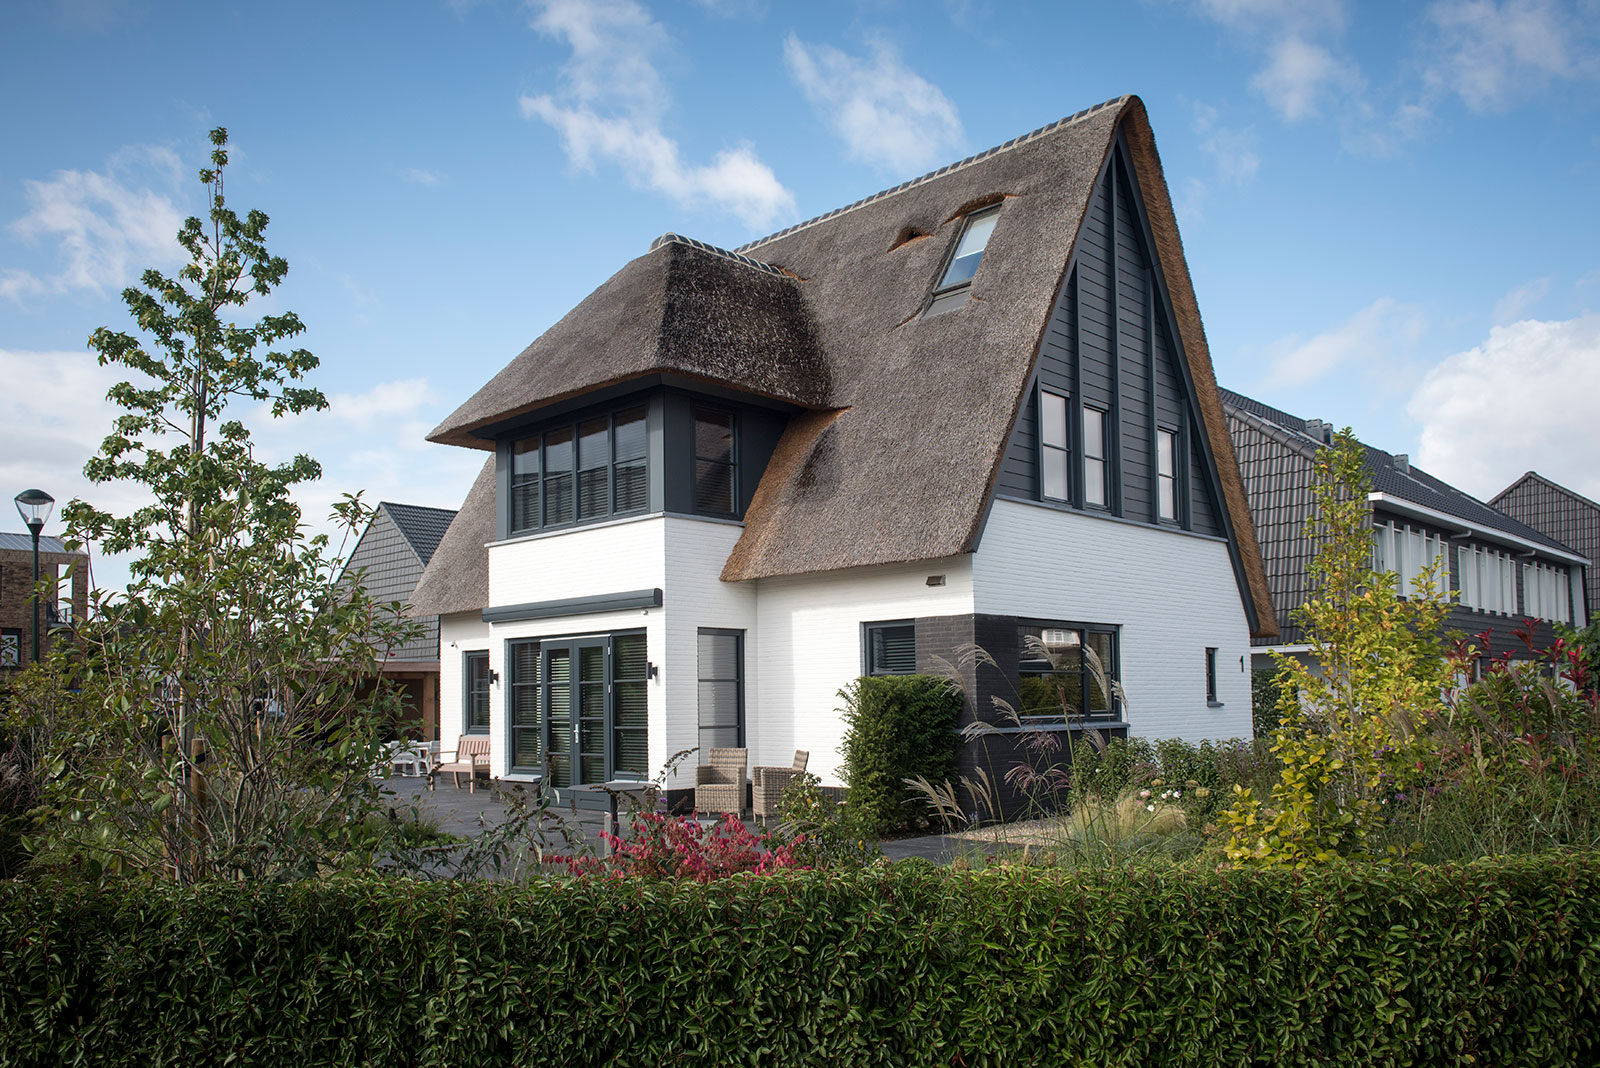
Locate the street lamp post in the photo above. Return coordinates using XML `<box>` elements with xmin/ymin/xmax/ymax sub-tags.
<box><xmin>14</xmin><ymin>489</ymin><xmax>55</xmax><ymax>664</ymax></box>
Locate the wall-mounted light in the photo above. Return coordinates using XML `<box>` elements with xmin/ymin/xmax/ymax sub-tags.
<box><xmin>647</xmin><ymin>662</ymin><xmax>659</xmax><ymax>680</ymax></box>
<box><xmin>488</xmin><ymin>669</ymin><xmax>500</xmax><ymax>685</ymax></box>
<box><xmin>926</xmin><ymin>574</ymin><xmax>946</xmax><ymax>587</ymax></box>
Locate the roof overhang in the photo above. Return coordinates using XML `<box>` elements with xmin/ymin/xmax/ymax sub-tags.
<box><xmin>1369</xmin><ymin>492</ymin><xmax>1590</xmax><ymax>566</ymax></box>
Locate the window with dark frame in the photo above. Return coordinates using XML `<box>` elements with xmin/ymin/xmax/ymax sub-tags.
<box><xmin>1017</xmin><ymin>624</ymin><xmax>1119</xmax><ymax>724</ymax></box>
<box><xmin>697</xmin><ymin>629</ymin><xmax>744</xmax><ymax>756</ymax></box>
<box><xmin>693</xmin><ymin>406</ymin><xmax>737</xmax><ymax>515</ymax></box>
<box><xmin>936</xmin><ymin>207</ymin><xmax>999</xmax><ymax>291</ymax></box>
<box><xmin>464</xmin><ymin>650</ymin><xmax>491</xmax><ymax>735</ymax></box>
<box><xmin>509</xmin><ymin>404</ymin><xmax>650</xmax><ymax>535</ymax></box>
<box><xmin>1205</xmin><ymin>647</ymin><xmax>1219</xmax><ymax>704</ymax></box>
<box><xmin>507</xmin><ymin>631</ymin><xmax>648</xmax><ymax>785</ymax></box>
<box><xmin>864</xmin><ymin>621</ymin><xmax>916</xmax><ymax>675</ymax></box>
<box><xmin>1156</xmin><ymin>427</ymin><xmax>1178</xmax><ymax>522</ymax></box>
<box><xmin>1039</xmin><ymin>389</ymin><xmax>1071</xmax><ymax>503</ymax></box>
<box><xmin>1083</xmin><ymin>406</ymin><xmax>1108</xmax><ymax>508</ymax></box>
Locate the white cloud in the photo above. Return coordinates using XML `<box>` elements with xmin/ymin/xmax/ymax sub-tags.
<box><xmin>1174</xmin><ymin>176</ymin><xmax>1209</xmax><ymax>226</ymax></box>
<box><xmin>404</xmin><ymin>168</ymin><xmax>444</xmax><ymax>187</ymax></box>
<box><xmin>1408</xmin><ymin>314</ymin><xmax>1600</xmax><ymax>499</ymax></box>
<box><xmin>1492</xmin><ymin>277</ymin><xmax>1552</xmax><ymax>323</ymax></box>
<box><xmin>1265</xmin><ymin>297</ymin><xmax>1428</xmax><ymax>386</ymax></box>
<box><xmin>783</xmin><ymin>34</ymin><xmax>965</xmax><ymax>175</ymax></box>
<box><xmin>2</xmin><ymin>145</ymin><xmax>186</xmax><ymax>303</ymax></box>
<box><xmin>1191</xmin><ymin>102</ymin><xmax>1261</xmax><ymax>182</ymax></box>
<box><xmin>1251</xmin><ymin>35</ymin><xmax>1360</xmax><ymax>120</ymax></box>
<box><xmin>518</xmin><ymin>0</ymin><xmax>793</xmax><ymax>228</ymax></box>
<box><xmin>690</xmin><ymin>0</ymin><xmax>766</xmax><ymax>16</ymax></box>
<box><xmin>1423</xmin><ymin>0</ymin><xmax>1597</xmax><ymax>113</ymax></box>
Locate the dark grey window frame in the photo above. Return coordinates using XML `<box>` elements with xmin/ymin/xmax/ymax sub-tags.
<box><xmin>697</xmin><ymin>628</ymin><xmax>745</xmax><ymax>758</ymax></box>
<box><xmin>1205</xmin><ymin>646</ymin><xmax>1220</xmax><ymax>706</ymax></box>
<box><xmin>932</xmin><ymin>205</ymin><xmax>1001</xmax><ymax>296</ymax></box>
<box><xmin>463</xmin><ymin>650</ymin><xmax>491</xmax><ymax>735</ymax></box>
<box><xmin>1017</xmin><ymin>619</ymin><xmax>1122</xmax><ymax>725</ymax></box>
<box><xmin>508</xmin><ymin>403</ymin><xmax>649</xmax><ymax>536</ymax></box>
<box><xmin>504</xmin><ymin>629</ymin><xmax>649</xmax><ymax>784</ymax></box>
<box><xmin>1037</xmin><ymin>385</ymin><xmax>1072</xmax><ymax>505</ymax></box>
<box><xmin>691</xmin><ymin>404</ymin><xmax>739</xmax><ymax>517</ymax></box>
<box><xmin>862</xmin><ymin>619</ymin><xmax>917</xmax><ymax>676</ymax></box>
<box><xmin>1156</xmin><ymin>424</ymin><xmax>1181</xmax><ymax>524</ymax></box>
<box><xmin>1082</xmin><ymin>404</ymin><xmax>1111</xmax><ymax>510</ymax></box>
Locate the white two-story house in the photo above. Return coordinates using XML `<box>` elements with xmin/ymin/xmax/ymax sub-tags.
<box><xmin>409</xmin><ymin>95</ymin><xmax>1277</xmax><ymax>815</ymax></box>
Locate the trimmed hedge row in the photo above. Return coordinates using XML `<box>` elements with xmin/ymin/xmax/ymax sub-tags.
<box><xmin>2</xmin><ymin>856</ymin><xmax>1598</xmax><ymax>1067</ymax></box>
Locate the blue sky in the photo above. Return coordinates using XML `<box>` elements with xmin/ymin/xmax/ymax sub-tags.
<box><xmin>3</xmin><ymin>0</ymin><xmax>1599</xmax><ymax>590</ymax></box>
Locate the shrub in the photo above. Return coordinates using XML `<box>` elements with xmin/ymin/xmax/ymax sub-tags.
<box><xmin>1068</xmin><ymin>736</ymin><xmax>1277</xmax><ymax>828</ymax></box>
<box><xmin>838</xmin><ymin>674</ymin><xmax>960</xmax><ymax>834</ymax></box>
<box><xmin>774</xmin><ymin>771</ymin><xmax>878</xmax><ymax>868</ymax></box>
<box><xmin>566</xmin><ymin>812</ymin><xmax>799</xmax><ymax>881</ymax></box>
<box><xmin>2</xmin><ymin>857</ymin><xmax>1597</xmax><ymax>1066</ymax></box>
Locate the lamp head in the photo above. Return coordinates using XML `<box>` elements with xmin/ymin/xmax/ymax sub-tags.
<box><xmin>14</xmin><ymin>489</ymin><xmax>54</xmax><ymax>532</ymax></box>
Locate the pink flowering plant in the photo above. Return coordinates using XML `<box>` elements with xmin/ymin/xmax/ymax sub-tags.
<box><xmin>564</xmin><ymin>811</ymin><xmax>801</xmax><ymax>882</ymax></box>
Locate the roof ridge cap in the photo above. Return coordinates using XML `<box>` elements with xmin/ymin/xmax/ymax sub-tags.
<box><xmin>648</xmin><ymin>232</ymin><xmax>789</xmax><ymax>277</ymax></box>
<box><xmin>734</xmin><ymin>95</ymin><xmax>1132</xmax><ymax>254</ymax></box>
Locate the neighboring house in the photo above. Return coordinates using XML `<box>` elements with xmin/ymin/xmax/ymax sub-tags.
<box><xmin>337</xmin><ymin>502</ymin><xmax>457</xmax><ymax>741</ymax></box>
<box><xmin>409</xmin><ymin>95</ymin><xmax>1276</xmax><ymax>816</ymax></box>
<box><xmin>1223</xmin><ymin>390</ymin><xmax>1589</xmax><ymax>671</ymax></box>
<box><xmin>1491</xmin><ymin>472</ymin><xmax>1599</xmax><ymax>627</ymax></box>
<box><xmin>0</xmin><ymin>532</ymin><xmax>87</xmax><ymax>672</ymax></box>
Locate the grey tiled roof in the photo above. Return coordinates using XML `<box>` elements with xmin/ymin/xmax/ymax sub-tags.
<box><xmin>379</xmin><ymin>503</ymin><xmax>458</xmax><ymax>567</ymax></box>
<box><xmin>0</xmin><ymin>532</ymin><xmax>75</xmax><ymax>554</ymax></box>
<box><xmin>1219</xmin><ymin>388</ymin><xmax>1573</xmax><ymax>554</ymax></box>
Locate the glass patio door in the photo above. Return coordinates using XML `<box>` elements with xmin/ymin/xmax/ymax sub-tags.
<box><xmin>542</xmin><ymin>638</ymin><xmax>607</xmax><ymax>788</ymax></box>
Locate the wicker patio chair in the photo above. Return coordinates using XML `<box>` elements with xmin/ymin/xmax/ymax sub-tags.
<box><xmin>695</xmin><ymin>747</ymin><xmax>747</xmax><ymax>817</ymax></box>
<box><xmin>752</xmin><ymin>749</ymin><xmax>810</xmax><ymax>819</ymax></box>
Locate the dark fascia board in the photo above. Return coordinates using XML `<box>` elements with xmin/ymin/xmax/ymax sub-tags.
<box><xmin>473</xmin><ymin>373</ymin><xmax>805</xmax><ymax>444</ymax></box>
<box><xmin>483</xmin><ymin>588</ymin><xmax>663</xmax><ymax>624</ymax></box>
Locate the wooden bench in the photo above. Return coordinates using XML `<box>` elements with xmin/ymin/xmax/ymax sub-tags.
<box><xmin>431</xmin><ymin>736</ymin><xmax>491</xmax><ymax>793</ymax></box>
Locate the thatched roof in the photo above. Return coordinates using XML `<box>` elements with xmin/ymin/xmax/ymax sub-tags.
<box><xmin>408</xmin><ymin>457</ymin><xmax>494</xmax><ymax>617</ymax></box>
<box><xmin>428</xmin><ymin>237</ymin><xmax>829</xmax><ymax>449</ymax></box>
<box><xmin>413</xmin><ymin>95</ymin><xmax>1274</xmax><ymax>635</ymax></box>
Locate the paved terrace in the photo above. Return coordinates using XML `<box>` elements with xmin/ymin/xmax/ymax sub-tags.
<box><xmin>376</xmin><ymin>773</ymin><xmax>995</xmax><ymax>865</ymax></box>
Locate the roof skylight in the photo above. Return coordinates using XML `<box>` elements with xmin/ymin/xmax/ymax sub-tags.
<box><xmin>937</xmin><ymin>207</ymin><xmax>999</xmax><ymax>290</ymax></box>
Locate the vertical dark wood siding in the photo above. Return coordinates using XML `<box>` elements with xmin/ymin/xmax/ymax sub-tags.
<box><xmin>1493</xmin><ymin>475</ymin><xmax>1598</xmax><ymax>625</ymax></box>
<box><xmin>998</xmin><ymin>142</ymin><xmax>1220</xmax><ymax>537</ymax></box>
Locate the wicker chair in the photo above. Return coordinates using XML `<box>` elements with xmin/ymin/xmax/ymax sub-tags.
<box><xmin>695</xmin><ymin>747</ymin><xmax>747</xmax><ymax>817</ymax></box>
<box><xmin>752</xmin><ymin>750</ymin><xmax>810</xmax><ymax>819</ymax></box>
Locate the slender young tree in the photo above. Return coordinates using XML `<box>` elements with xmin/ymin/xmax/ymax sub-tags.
<box><xmin>15</xmin><ymin>129</ymin><xmax>416</xmax><ymax>883</ymax></box>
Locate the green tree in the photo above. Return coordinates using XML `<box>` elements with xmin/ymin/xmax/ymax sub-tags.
<box><xmin>7</xmin><ymin>129</ymin><xmax>416</xmax><ymax>883</ymax></box>
<box><xmin>1223</xmin><ymin>429</ymin><xmax>1451</xmax><ymax>866</ymax></box>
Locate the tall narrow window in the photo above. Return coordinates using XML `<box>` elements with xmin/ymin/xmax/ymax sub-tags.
<box><xmin>697</xmin><ymin>629</ymin><xmax>744</xmax><ymax>755</ymax></box>
<box><xmin>612</xmin><ymin>634</ymin><xmax>649</xmax><ymax>778</ymax></box>
<box><xmin>576</xmin><ymin>416</ymin><xmax>611</xmax><ymax>520</ymax></box>
<box><xmin>510</xmin><ymin>438</ymin><xmax>540</xmax><ymax>533</ymax></box>
<box><xmin>1205</xmin><ymin>647</ymin><xmax>1218</xmax><ymax>704</ymax></box>
<box><xmin>543</xmin><ymin>426</ymin><xmax>575</xmax><ymax>526</ymax></box>
<box><xmin>1039</xmin><ymin>390</ymin><xmax>1070</xmax><ymax>502</ymax></box>
<box><xmin>465</xmin><ymin>651</ymin><xmax>491</xmax><ymax>734</ymax></box>
<box><xmin>613</xmin><ymin>405</ymin><xmax>648</xmax><ymax>513</ymax></box>
<box><xmin>693</xmin><ymin>406</ymin><xmax>737</xmax><ymax>515</ymax></box>
<box><xmin>938</xmin><ymin>208</ymin><xmax>999</xmax><ymax>290</ymax></box>
<box><xmin>507</xmin><ymin>642</ymin><xmax>540</xmax><ymax>769</ymax></box>
<box><xmin>1083</xmin><ymin>406</ymin><xmax>1108</xmax><ymax>508</ymax></box>
<box><xmin>864</xmin><ymin>621</ymin><xmax>916</xmax><ymax>675</ymax></box>
<box><xmin>1156</xmin><ymin>428</ymin><xmax>1178</xmax><ymax>521</ymax></box>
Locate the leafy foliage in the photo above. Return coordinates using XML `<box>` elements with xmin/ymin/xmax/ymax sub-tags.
<box><xmin>2</xmin><ymin>857</ymin><xmax>1597</xmax><ymax>1066</ymax></box>
<box><xmin>775</xmin><ymin>771</ymin><xmax>879</xmax><ymax>868</ymax></box>
<box><xmin>838</xmin><ymin>674</ymin><xmax>960</xmax><ymax>834</ymax></box>
<box><xmin>565</xmin><ymin>812</ymin><xmax>800</xmax><ymax>881</ymax></box>
<box><xmin>5</xmin><ymin>129</ymin><xmax>418</xmax><ymax>883</ymax></box>
<box><xmin>1224</xmin><ymin>430</ymin><xmax>1450</xmax><ymax>867</ymax></box>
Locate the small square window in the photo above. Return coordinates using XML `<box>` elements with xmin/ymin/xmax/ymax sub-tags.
<box><xmin>864</xmin><ymin>621</ymin><xmax>916</xmax><ymax>675</ymax></box>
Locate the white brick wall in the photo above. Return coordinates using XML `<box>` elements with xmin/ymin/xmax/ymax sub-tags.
<box><xmin>437</xmin><ymin>611</ymin><xmax>491</xmax><ymax>744</ymax></box>
<box><xmin>750</xmin><ymin>558</ymin><xmax>975</xmax><ymax>784</ymax></box>
<box><xmin>973</xmin><ymin>498</ymin><xmax>1254</xmax><ymax>742</ymax></box>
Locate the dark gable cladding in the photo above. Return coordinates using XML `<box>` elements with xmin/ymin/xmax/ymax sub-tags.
<box><xmin>415</xmin><ymin>96</ymin><xmax>1274</xmax><ymax>637</ymax></box>
<box><xmin>1493</xmin><ymin>472</ymin><xmax>1600</xmax><ymax>624</ymax></box>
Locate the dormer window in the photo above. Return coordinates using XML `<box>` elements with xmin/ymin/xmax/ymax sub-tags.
<box><xmin>937</xmin><ymin>207</ymin><xmax>999</xmax><ymax>291</ymax></box>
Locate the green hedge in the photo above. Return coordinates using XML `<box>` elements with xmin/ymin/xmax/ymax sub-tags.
<box><xmin>3</xmin><ymin>857</ymin><xmax>1598</xmax><ymax>1066</ymax></box>
<box><xmin>838</xmin><ymin>673</ymin><xmax>961</xmax><ymax>833</ymax></box>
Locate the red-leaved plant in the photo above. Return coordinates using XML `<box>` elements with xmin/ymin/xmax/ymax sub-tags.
<box><xmin>564</xmin><ymin>812</ymin><xmax>802</xmax><ymax>882</ymax></box>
